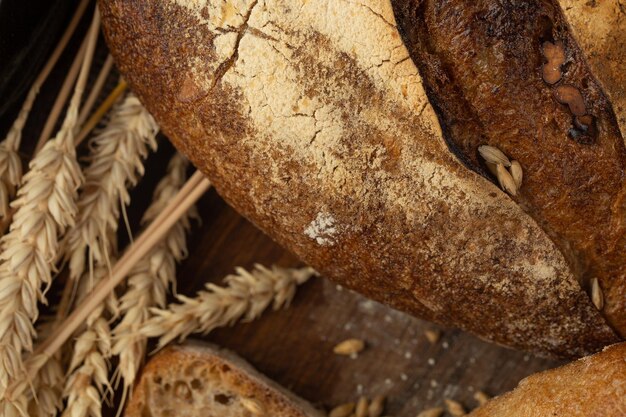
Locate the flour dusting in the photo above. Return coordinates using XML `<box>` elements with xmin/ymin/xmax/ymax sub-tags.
<box><xmin>304</xmin><ymin>211</ymin><xmax>338</xmax><ymax>246</ymax></box>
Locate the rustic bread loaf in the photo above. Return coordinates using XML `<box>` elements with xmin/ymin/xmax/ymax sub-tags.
<box><xmin>469</xmin><ymin>342</ymin><xmax>626</xmax><ymax>417</ymax></box>
<box><xmin>124</xmin><ymin>341</ymin><xmax>324</xmax><ymax>417</ymax></box>
<box><xmin>99</xmin><ymin>0</ymin><xmax>625</xmax><ymax>357</ymax></box>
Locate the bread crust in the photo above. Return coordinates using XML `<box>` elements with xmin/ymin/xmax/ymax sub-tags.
<box><xmin>124</xmin><ymin>341</ymin><xmax>324</xmax><ymax>417</ymax></box>
<box><xmin>392</xmin><ymin>0</ymin><xmax>626</xmax><ymax>336</ymax></box>
<box><xmin>469</xmin><ymin>342</ymin><xmax>626</xmax><ymax>417</ymax></box>
<box><xmin>99</xmin><ymin>0</ymin><xmax>621</xmax><ymax>357</ymax></box>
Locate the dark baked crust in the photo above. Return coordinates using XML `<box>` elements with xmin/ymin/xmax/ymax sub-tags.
<box><xmin>391</xmin><ymin>0</ymin><xmax>626</xmax><ymax>336</ymax></box>
<box><xmin>99</xmin><ymin>0</ymin><xmax>621</xmax><ymax>357</ymax></box>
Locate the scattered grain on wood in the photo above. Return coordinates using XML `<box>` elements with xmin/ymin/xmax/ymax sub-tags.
<box><xmin>333</xmin><ymin>339</ymin><xmax>365</xmax><ymax>356</ymax></box>
<box><xmin>445</xmin><ymin>399</ymin><xmax>466</xmax><ymax>417</ymax></box>
<box><xmin>416</xmin><ymin>407</ymin><xmax>444</xmax><ymax>417</ymax></box>
<box><xmin>329</xmin><ymin>402</ymin><xmax>355</xmax><ymax>417</ymax></box>
<box><xmin>368</xmin><ymin>395</ymin><xmax>385</xmax><ymax>417</ymax></box>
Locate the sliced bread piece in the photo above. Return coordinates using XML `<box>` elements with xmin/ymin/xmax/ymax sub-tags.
<box><xmin>124</xmin><ymin>341</ymin><xmax>324</xmax><ymax>417</ymax></box>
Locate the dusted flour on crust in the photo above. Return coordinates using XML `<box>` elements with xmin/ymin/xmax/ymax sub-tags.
<box><xmin>100</xmin><ymin>0</ymin><xmax>620</xmax><ymax>356</ymax></box>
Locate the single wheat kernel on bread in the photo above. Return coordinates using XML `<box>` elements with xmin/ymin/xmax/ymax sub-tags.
<box><xmin>495</xmin><ymin>164</ymin><xmax>518</xmax><ymax>196</ymax></box>
<box><xmin>124</xmin><ymin>341</ymin><xmax>324</xmax><ymax>417</ymax></box>
<box><xmin>478</xmin><ymin>145</ymin><xmax>511</xmax><ymax>167</ymax></box>
<box><xmin>333</xmin><ymin>339</ymin><xmax>365</xmax><ymax>356</ymax></box>
<box><xmin>591</xmin><ymin>278</ymin><xmax>604</xmax><ymax>311</ymax></box>
<box><xmin>509</xmin><ymin>161</ymin><xmax>523</xmax><ymax>189</ymax></box>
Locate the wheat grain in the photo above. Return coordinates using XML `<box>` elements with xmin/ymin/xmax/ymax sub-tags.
<box><xmin>510</xmin><ymin>160</ymin><xmax>523</xmax><ymax>189</ymax></box>
<box><xmin>445</xmin><ymin>399</ymin><xmax>466</xmax><ymax>417</ymax></box>
<box><xmin>141</xmin><ymin>265</ymin><xmax>317</xmax><ymax>350</ymax></box>
<box><xmin>355</xmin><ymin>397</ymin><xmax>369</xmax><ymax>417</ymax></box>
<box><xmin>0</xmin><ymin>8</ymin><xmax>100</xmax><ymax>393</ymax></box>
<box><xmin>495</xmin><ymin>164</ymin><xmax>518</xmax><ymax>196</ymax></box>
<box><xmin>368</xmin><ymin>395</ymin><xmax>385</xmax><ymax>417</ymax></box>
<box><xmin>424</xmin><ymin>329</ymin><xmax>441</xmax><ymax>344</ymax></box>
<box><xmin>65</xmin><ymin>93</ymin><xmax>158</xmax><ymax>283</ymax></box>
<box><xmin>329</xmin><ymin>402</ymin><xmax>355</xmax><ymax>417</ymax></box>
<box><xmin>333</xmin><ymin>339</ymin><xmax>365</xmax><ymax>356</ymax></box>
<box><xmin>473</xmin><ymin>390</ymin><xmax>490</xmax><ymax>406</ymax></box>
<box><xmin>416</xmin><ymin>407</ymin><xmax>444</xmax><ymax>417</ymax></box>
<box><xmin>590</xmin><ymin>278</ymin><xmax>604</xmax><ymax>310</ymax></box>
<box><xmin>478</xmin><ymin>145</ymin><xmax>511</xmax><ymax>167</ymax></box>
<box><xmin>112</xmin><ymin>153</ymin><xmax>196</xmax><ymax>390</ymax></box>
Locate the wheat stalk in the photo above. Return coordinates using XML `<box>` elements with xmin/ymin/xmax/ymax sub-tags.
<box><xmin>0</xmin><ymin>10</ymin><xmax>100</xmax><ymax>395</ymax></box>
<box><xmin>141</xmin><ymin>265</ymin><xmax>317</xmax><ymax>350</ymax></box>
<box><xmin>112</xmin><ymin>153</ymin><xmax>197</xmax><ymax>391</ymax></box>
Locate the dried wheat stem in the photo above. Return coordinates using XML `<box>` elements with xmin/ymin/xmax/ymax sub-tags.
<box><xmin>65</xmin><ymin>93</ymin><xmax>158</xmax><ymax>283</ymax></box>
<box><xmin>77</xmin><ymin>55</ymin><xmax>115</xmax><ymax>127</ymax></box>
<box><xmin>112</xmin><ymin>153</ymin><xmax>197</xmax><ymax>390</ymax></box>
<box><xmin>75</xmin><ymin>80</ymin><xmax>128</xmax><ymax>146</ymax></box>
<box><xmin>35</xmin><ymin>39</ymin><xmax>88</xmax><ymax>154</ymax></box>
<box><xmin>141</xmin><ymin>264</ymin><xmax>317</xmax><ymax>350</ymax></box>
<box><xmin>4</xmin><ymin>173</ymin><xmax>210</xmax><ymax>403</ymax></box>
<box><xmin>0</xmin><ymin>9</ymin><xmax>100</xmax><ymax>396</ymax></box>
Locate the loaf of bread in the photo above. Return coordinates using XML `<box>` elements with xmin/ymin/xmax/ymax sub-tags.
<box><xmin>124</xmin><ymin>341</ymin><xmax>324</xmax><ymax>417</ymax></box>
<box><xmin>469</xmin><ymin>342</ymin><xmax>626</xmax><ymax>416</ymax></box>
<box><xmin>99</xmin><ymin>0</ymin><xmax>625</xmax><ymax>357</ymax></box>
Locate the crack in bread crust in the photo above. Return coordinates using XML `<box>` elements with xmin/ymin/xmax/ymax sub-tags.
<box><xmin>100</xmin><ymin>0</ymin><xmax>621</xmax><ymax>357</ymax></box>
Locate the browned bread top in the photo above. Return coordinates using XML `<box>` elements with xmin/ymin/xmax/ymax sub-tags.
<box><xmin>99</xmin><ymin>0</ymin><xmax>622</xmax><ymax>357</ymax></box>
<box><xmin>124</xmin><ymin>341</ymin><xmax>324</xmax><ymax>417</ymax></box>
<box><xmin>392</xmin><ymin>0</ymin><xmax>626</xmax><ymax>335</ymax></box>
<box><xmin>469</xmin><ymin>342</ymin><xmax>626</xmax><ymax>417</ymax></box>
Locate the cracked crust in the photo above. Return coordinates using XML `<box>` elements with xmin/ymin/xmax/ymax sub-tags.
<box><xmin>124</xmin><ymin>341</ymin><xmax>324</xmax><ymax>417</ymax></box>
<box><xmin>469</xmin><ymin>343</ymin><xmax>626</xmax><ymax>417</ymax></box>
<box><xmin>100</xmin><ymin>0</ymin><xmax>621</xmax><ymax>357</ymax></box>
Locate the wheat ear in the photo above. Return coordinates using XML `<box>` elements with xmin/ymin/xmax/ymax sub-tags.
<box><xmin>62</xmin><ymin>264</ymin><xmax>116</xmax><ymax>417</ymax></box>
<box><xmin>65</xmin><ymin>94</ymin><xmax>158</xmax><ymax>284</ymax></box>
<box><xmin>0</xmin><ymin>10</ymin><xmax>100</xmax><ymax>394</ymax></box>
<box><xmin>141</xmin><ymin>265</ymin><xmax>317</xmax><ymax>350</ymax></box>
<box><xmin>25</xmin><ymin>321</ymin><xmax>64</xmax><ymax>417</ymax></box>
<box><xmin>112</xmin><ymin>153</ymin><xmax>197</xmax><ymax>391</ymax></box>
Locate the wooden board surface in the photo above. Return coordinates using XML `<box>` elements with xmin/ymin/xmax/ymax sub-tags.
<box><xmin>148</xmin><ymin>173</ymin><xmax>563</xmax><ymax>416</ymax></box>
